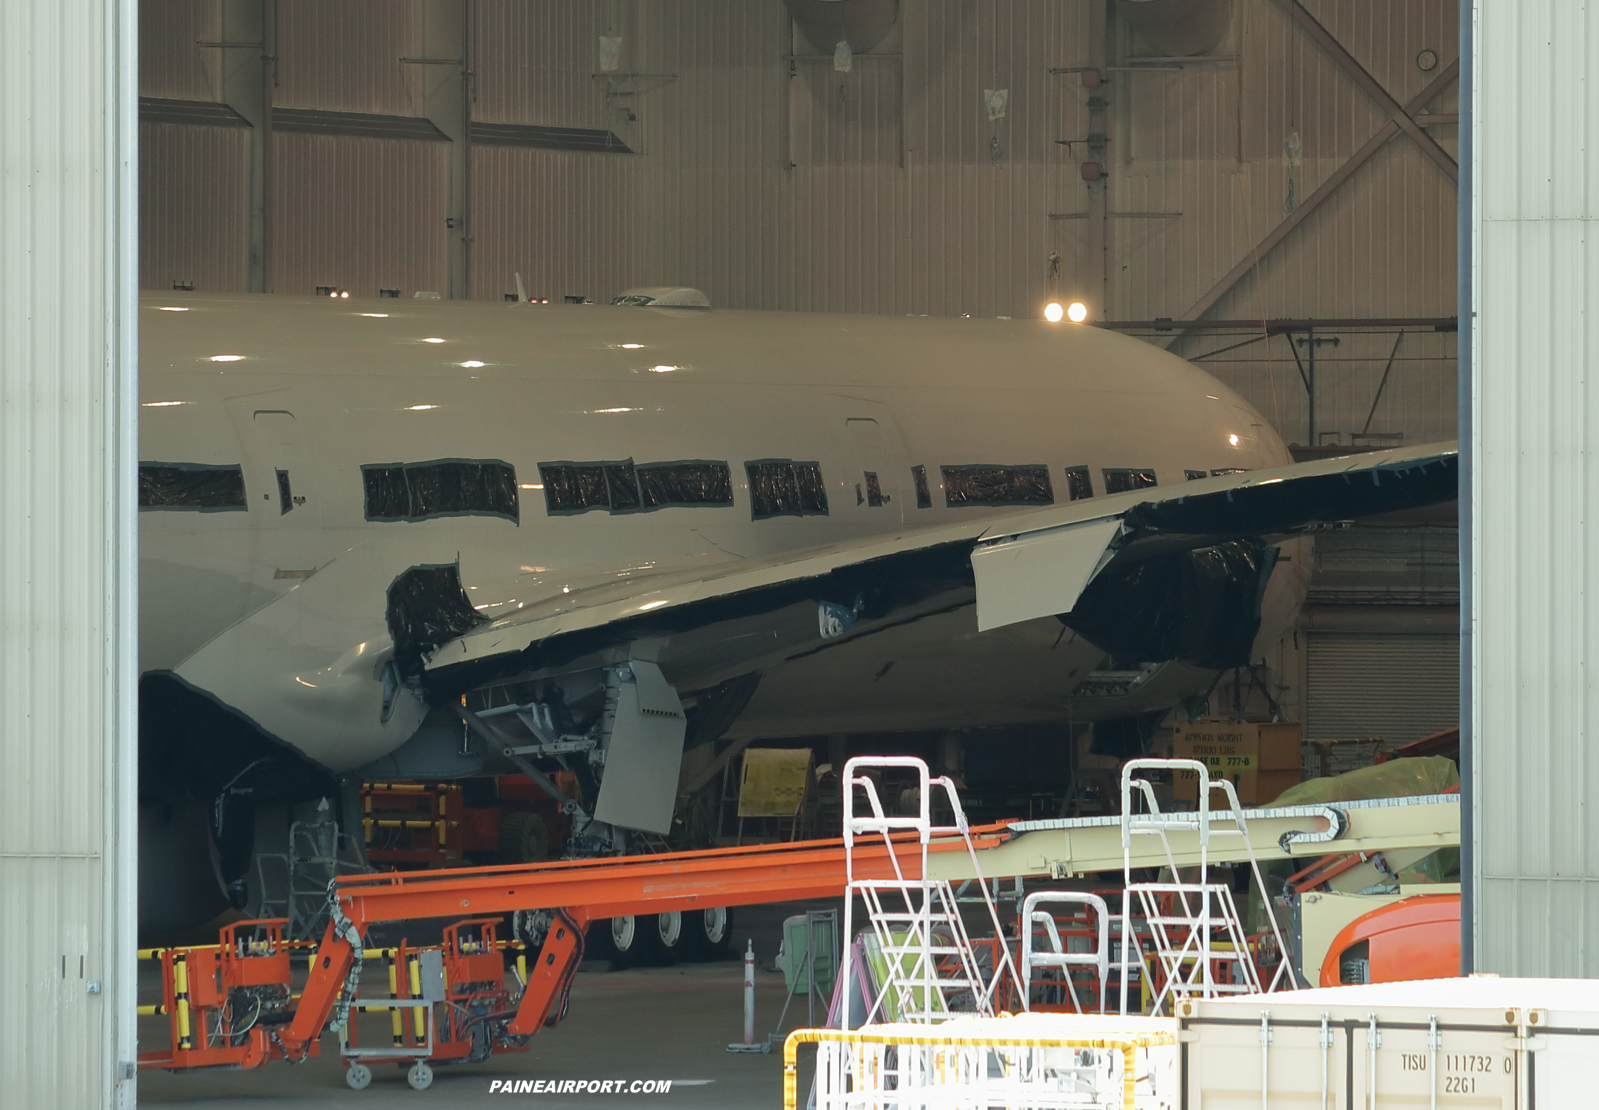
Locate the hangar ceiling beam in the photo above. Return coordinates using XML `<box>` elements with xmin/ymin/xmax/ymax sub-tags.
<box><xmin>1165</xmin><ymin>58</ymin><xmax>1460</xmax><ymax>343</ymax></box>
<box><xmin>1270</xmin><ymin>0</ymin><xmax>1459</xmax><ymax>183</ymax></box>
<box><xmin>218</xmin><ymin>0</ymin><xmax>274</xmax><ymax>293</ymax></box>
<box><xmin>412</xmin><ymin>1</ymin><xmax>470</xmax><ymax>299</ymax></box>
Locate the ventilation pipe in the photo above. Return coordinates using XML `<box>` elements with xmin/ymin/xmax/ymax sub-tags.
<box><xmin>1116</xmin><ymin>0</ymin><xmax>1233</xmax><ymax>58</ymax></box>
<box><xmin>783</xmin><ymin>0</ymin><xmax>899</xmax><ymax>56</ymax></box>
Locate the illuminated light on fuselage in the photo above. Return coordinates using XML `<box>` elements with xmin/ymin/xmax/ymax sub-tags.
<box><xmin>209</xmin><ymin>354</ymin><xmax>244</xmax><ymax>362</ymax></box>
<box><xmin>1043</xmin><ymin>302</ymin><xmax>1064</xmax><ymax>323</ymax></box>
<box><xmin>1066</xmin><ymin>302</ymin><xmax>1089</xmax><ymax>323</ymax></box>
<box><xmin>423</xmin><ymin>337</ymin><xmax>445</xmax><ymax>344</ymax></box>
<box><xmin>1228</xmin><ymin>433</ymin><xmax>1240</xmax><ymax>446</ymax></box>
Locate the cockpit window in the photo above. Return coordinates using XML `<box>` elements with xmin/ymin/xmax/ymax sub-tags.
<box><xmin>1064</xmin><ymin>466</ymin><xmax>1093</xmax><ymax>501</ymax></box>
<box><xmin>746</xmin><ymin>460</ymin><xmax>829</xmax><ymax>519</ymax></box>
<box><xmin>1102</xmin><ymin>467</ymin><xmax>1157</xmax><ymax>494</ymax></box>
<box><xmin>363</xmin><ymin>459</ymin><xmax>519</xmax><ymax>523</ymax></box>
<box><xmin>940</xmin><ymin>465</ymin><xmax>1053</xmax><ymax>506</ymax></box>
<box><xmin>138</xmin><ymin>463</ymin><xmax>247</xmax><ymax>511</ymax></box>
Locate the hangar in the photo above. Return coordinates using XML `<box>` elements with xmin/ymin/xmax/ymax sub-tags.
<box><xmin>0</xmin><ymin>0</ymin><xmax>1586</xmax><ymax>1105</ymax></box>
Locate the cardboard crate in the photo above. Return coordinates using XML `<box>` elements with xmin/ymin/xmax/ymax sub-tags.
<box><xmin>1172</xmin><ymin>721</ymin><xmax>1302</xmax><ymax>805</ymax></box>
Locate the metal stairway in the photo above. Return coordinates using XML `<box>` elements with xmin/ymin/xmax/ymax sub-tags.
<box><xmin>1118</xmin><ymin>758</ymin><xmax>1295</xmax><ymax>1015</ymax></box>
<box><xmin>839</xmin><ymin>756</ymin><xmax>1021</xmax><ymax>1026</ymax></box>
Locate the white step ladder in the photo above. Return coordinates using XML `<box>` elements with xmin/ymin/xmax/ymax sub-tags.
<box><xmin>1117</xmin><ymin>758</ymin><xmax>1295</xmax><ymax>1015</ymax></box>
<box><xmin>1019</xmin><ymin>890</ymin><xmax>1111</xmax><ymax>1014</ymax></box>
<box><xmin>839</xmin><ymin>756</ymin><xmax>1021</xmax><ymax>1026</ymax></box>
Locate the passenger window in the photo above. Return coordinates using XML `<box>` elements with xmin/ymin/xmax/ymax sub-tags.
<box><xmin>911</xmin><ymin>465</ymin><xmax>932</xmax><ymax>509</ymax></box>
<box><xmin>636</xmin><ymin>461</ymin><xmax>735</xmax><ymax>508</ymax></box>
<box><xmin>1211</xmin><ymin>467</ymin><xmax>1250</xmax><ymax>476</ymax></box>
<box><xmin>940</xmin><ymin>465</ymin><xmax>1053</xmax><ymax>507</ymax></box>
<box><xmin>362</xmin><ymin>459</ymin><xmax>519</xmax><ymax>522</ymax></box>
<box><xmin>1185</xmin><ymin>469</ymin><xmax>1206</xmax><ymax>481</ymax></box>
<box><xmin>538</xmin><ymin>461</ymin><xmax>620</xmax><ymax>514</ymax></box>
<box><xmin>138</xmin><ymin>463</ymin><xmax>248</xmax><ymax>511</ymax></box>
<box><xmin>276</xmin><ymin>469</ymin><xmax>293</xmax><ymax>513</ymax></box>
<box><xmin>864</xmin><ymin>472</ymin><xmax>884</xmax><ymax>507</ymax></box>
<box><xmin>1102</xmin><ymin>467</ymin><xmax>1157</xmax><ymax>494</ymax></box>
<box><xmin>1063</xmin><ymin>466</ymin><xmax>1093</xmax><ymax>501</ymax></box>
<box><xmin>746</xmin><ymin>460</ymin><xmax>829</xmax><ymax>519</ymax></box>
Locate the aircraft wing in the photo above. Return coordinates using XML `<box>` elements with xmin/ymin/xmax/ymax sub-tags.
<box><xmin>426</xmin><ymin>441</ymin><xmax>1456</xmax><ymax>685</ymax></box>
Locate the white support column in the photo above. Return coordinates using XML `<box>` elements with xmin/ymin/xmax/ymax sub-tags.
<box><xmin>1473</xmin><ymin>0</ymin><xmax>1599</xmax><ymax>975</ymax></box>
<box><xmin>0</xmin><ymin>0</ymin><xmax>138</xmax><ymax>1105</ymax></box>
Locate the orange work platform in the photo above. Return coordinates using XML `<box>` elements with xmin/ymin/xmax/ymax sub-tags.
<box><xmin>284</xmin><ymin>825</ymin><xmax>999</xmax><ymax>1051</ymax></box>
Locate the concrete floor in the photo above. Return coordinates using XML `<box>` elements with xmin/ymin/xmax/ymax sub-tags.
<box><xmin>137</xmin><ymin>901</ymin><xmax>828</xmax><ymax>1110</ymax></box>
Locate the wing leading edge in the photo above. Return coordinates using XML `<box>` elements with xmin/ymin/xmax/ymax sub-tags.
<box><xmin>425</xmin><ymin>441</ymin><xmax>1457</xmax><ymax>685</ymax></box>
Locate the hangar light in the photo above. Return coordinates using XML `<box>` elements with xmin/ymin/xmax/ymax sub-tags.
<box><xmin>1044</xmin><ymin>302</ymin><xmax>1064</xmax><ymax>323</ymax></box>
<box><xmin>1066</xmin><ymin>302</ymin><xmax>1089</xmax><ymax>323</ymax></box>
<box><xmin>461</xmin><ymin>360</ymin><xmax>486</xmax><ymax>368</ymax></box>
<box><xmin>1229</xmin><ymin>433</ymin><xmax>1240</xmax><ymax>446</ymax></box>
<box><xmin>142</xmin><ymin>401</ymin><xmax>189</xmax><ymax>407</ymax></box>
<box><xmin>209</xmin><ymin>354</ymin><xmax>244</xmax><ymax>362</ymax></box>
<box><xmin>360</xmin><ymin>313</ymin><xmax>389</xmax><ymax>318</ymax></box>
<box><xmin>157</xmin><ymin>306</ymin><xmax>189</xmax><ymax>312</ymax></box>
<box><xmin>407</xmin><ymin>404</ymin><xmax>438</xmax><ymax>411</ymax></box>
<box><xmin>621</xmin><ymin>343</ymin><xmax>643</xmax><ymax>349</ymax></box>
<box><xmin>423</xmin><ymin>337</ymin><xmax>445</xmax><ymax>344</ymax></box>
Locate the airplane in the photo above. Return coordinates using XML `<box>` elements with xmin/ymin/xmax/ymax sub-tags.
<box><xmin>136</xmin><ymin>289</ymin><xmax>1457</xmax><ymax>938</ymax></box>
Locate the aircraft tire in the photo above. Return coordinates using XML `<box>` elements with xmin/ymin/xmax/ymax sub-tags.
<box><xmin>685</xmin><ymin>906</ymin><xmax>734</xmax><ymax>961</ymax></box>
<box><xmin>497</xmin><ymin>811</ymin><xmax>548</xmax><ymax>864</ymax></box>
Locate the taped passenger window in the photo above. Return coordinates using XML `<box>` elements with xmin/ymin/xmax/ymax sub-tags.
<box><xmin>637</xmin><ymin>461</ymin><xmax>734</xmax><ymax>507</ymax></box>
<box><xmin>1211</xmin><ymin>467</ymin><xmax>1250</xmax><ymax>476</ymax></box>
<box><xmin>746</xmin><ymin>460</ymin><xmax>829</xmax><ymax>519</ymax></box>
<box><xmin>604</xmin><ymin>461</ymin><xmax>642</xmax><ymax>511</ymax></box>
<box><xmin>1185</xmin><ymin>469</ymin><xmax>1206</xmax><ymax>481</ymax></box>
<box><xmin>1103</xmin><ymin>467</ymin><xmax>1157</xmax><ymax>494</ymax></box>
<box><xmin>276</xmin><ymin>469</ymin><xmax>293</xmax><ymax>514</ymax></box>
<box><xmin>940</xmin><ymin>465</ymin><xmax>1053</xmax><ymax>507</ymax></box>
<box><xmin>912</xmin><ymin>465</ymin><xmax>932</xmax><ymax>509</ymax></box>
<box><xmin>1064</xmin><ymin>465</ymin><xmax>1093</xmax><ymax>501</ymax></box>
<box><xmin>362</xmin><ymin>459</ymin><xmax>519</xmax><ymax>523</ymax></box>
<box><xmin>864</xmin><ymin>472</ymin><xmax>884</xmax><ymax>507</ymax></box>
<box><xmin>538</xmin><ymin>462</ymin><xmax>609</xmax><ymax>514</ymax></box>
<box><xmin>138</xmin><ymin>463</ymin><xmax>248</xmax><ymax>511</ymax></box>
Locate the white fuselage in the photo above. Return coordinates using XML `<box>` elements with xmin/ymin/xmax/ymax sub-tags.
<box><xmin>139</xmin><ymin>294</ymin><xmax>1299</xmax><ymax>772</ymax></box>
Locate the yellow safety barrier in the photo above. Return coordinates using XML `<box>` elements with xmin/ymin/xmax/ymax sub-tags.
<box><xmin>783</xmin><ymin>1014</ymin><xmax>1179</xmax><ymax>1110</ymax></box>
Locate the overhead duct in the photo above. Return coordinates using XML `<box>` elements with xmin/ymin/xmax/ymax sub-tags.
<box><xmin>1117</xmin><ymin>0</ymin><xmax>1233</xmax><ymax>58</ymax></box>
<box><xmin>784</xmin><ymin>0</ymin><xmax>899</xmax><ymax>56</ymax></box>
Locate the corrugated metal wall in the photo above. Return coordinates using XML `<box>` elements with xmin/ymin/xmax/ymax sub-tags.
<box><xmin>139</xmin><ymin>121</ymin><xmax>250</xmax><ymax>292</ymax></box>
<box><xmin>1305</xmin><ymin>632</ymin><xmax>1460</xmax><ymax>743</ymax></box>
<box><xmin>2</xmin><ymin>0</ymin><xmax>139</xmax><ymax>1104</ymax></box>
<box><xmin>1474</xmin><ymin>0</ymin><xmax>1599</xmax><ymax>977</ymax></box>
<box><xmin>139</xmin><ymin>0</ymin><xmax>1459</xmax><ymax>446</ymax></box>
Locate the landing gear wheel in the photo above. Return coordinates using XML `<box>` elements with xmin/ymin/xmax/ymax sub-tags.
<box><xmin>407</xmin><ymin>1061</ymin><xmax>434</xmax><ymax>1091</ymax></box>
<box><xmin>498</xmin><ymin>811</ymin><xmax>548</xmax><ymax>864</ymax></box>
<box><xmin>686</xmin><ymin>906</ymin><xmax>733</xmax><ymax>960</ymax></box>
<box><xmin>345</xmin><ymin>1063</ymin><xmax>372</xmax><ymax>1090</ymax></box>
<box><xmin>654</xmin><ymin>910</ymin><xmax>686</xmax><ymax>964</ymax></box>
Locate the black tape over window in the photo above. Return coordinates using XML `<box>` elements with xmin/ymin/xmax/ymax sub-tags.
<box><xmin>1211</xmin><ymin>467</ymin><xmax>1250</xmax><ymax>477</ymax></box>
<box><xmin>1185</xmin><ymin>469</ymin><xmax>1206</xmax><ymax>481</ymax></box>
<box><xmin>1103</xmin><ymin>467</ymin><xmax>1157</xmax><ymax>494</ymax></box>
<box><xmin>138</xmin><ymin>463</ymin><xmax>248</xmax><ymax>511</ymax></box>
<box><xmin>362</xmin><ymin>459</ymin><xmax>518</xmax><ymax>523</ymax></box>
<box><xmin>385</xmin><ymin>562</ymin><xmax>488</xmax><ymax>676</ymax></box>
<box><xmin>864</xmin><ymin>472</ymin><xmax>884</xmax><ymax>507</ymax></box>
<box><xmin>940</xmin><ymin>465</ymin><xmax>1054</xmax><ymax>507</ymax></box>
<box><xmin>637</xmin><ymin>461</ymin><xmax>735</xmax><ymax>507</ymax></box>
<box><xmin>276</xmin><ymin>469</ymin><xmax>293</xmax><ymax>514</ymax></box>
<box><xmin>746</xmin><ymin>460</ymin><xmax>829</xmax><ymax>519</ymax></box>
<box><xmin>1064</xmin><ymin>466</ymin><xmax>1093</xmax><ymax>501</ymax></box>
<box><xmin>912</xmin><ymin>465</ymin><xmax>932</xmax><ymax>509</ymax></box>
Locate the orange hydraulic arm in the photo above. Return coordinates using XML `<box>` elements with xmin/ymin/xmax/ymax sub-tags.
<box><xmin>286</xmin><ymin>825</ymin><xmax>1007</xmax><ymax>1048</ymax></box>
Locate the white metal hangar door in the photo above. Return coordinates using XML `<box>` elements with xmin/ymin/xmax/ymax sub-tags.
<box><xmin>0</xmin><ymin>0</ymin><xmax>139</xmax><ymax>1105</ymax></box>
<box><xmin>1305</xmin><ymin>632</ymin><xmax>1461</xmax><ymax>745</ymax></box>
